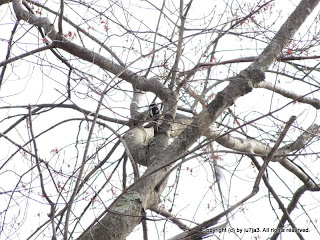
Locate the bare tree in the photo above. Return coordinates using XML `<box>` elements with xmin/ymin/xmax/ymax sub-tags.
<box><xmin>1</xmin><ymin>0</ymin><xmax>320</xmax><ymax>239</ymax></box>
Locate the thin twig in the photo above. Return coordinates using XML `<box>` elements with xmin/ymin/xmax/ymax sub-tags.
<box><xmin>150</xmin><ymin>206</ymin><xmax>190</xmax><ymax>231</ymax></box>
<box><xmin>250</xmin><ymin>156</ymin><xmax>305</xmax><ymax>240</ymax></box>
<box><xmin>170</xmin><ymin>0</ymin><xmax>191</xmax><ymax>89</ymax></box>
<box><xmin>144</xmin><ymin>0</ymin><xmax>166</xmax><ymax>78</ymax></box>
<box><xmin>169</xmin><ymin>116</ymin><xmax>296</xmax><ymax>239</ymax></box>
<box><xmin>0</xmin><ymin>21</ymin><xmax>18</xmax><ymax>88</ymax></box>
<box><xmin>0</xmin><ymin>44</ymin><xmax>55</xmax><ymax>67</ymax></box>
<box><xmin>28</xmin><ymin>106</ymin><xmax>57</xmax><ymax>239</ymax></box>
<box><xmin>58</xmin><ymin>0</ymin><xmax>64</xmax><ymax>34</ymax></box>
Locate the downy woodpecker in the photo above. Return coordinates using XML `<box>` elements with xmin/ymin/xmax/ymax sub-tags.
<box><xmin>148</xmin><ymin>103</ymin><xmax>161</xmax><ymax>134</ymax></box>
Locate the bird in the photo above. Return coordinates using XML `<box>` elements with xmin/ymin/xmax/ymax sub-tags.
<box><xmin>149</xmin><ymin>103</ymin><xmax>160</xmax><ymax>119</ymax></box>
<box><xmin>148</xmin><ymin>103</ymin><xmax>161</xmax><ymax>134</ymax></box>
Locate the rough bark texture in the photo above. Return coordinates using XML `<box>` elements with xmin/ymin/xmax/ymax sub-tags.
<box><xmin>9</xmin><ymin>0</ymin><xmax>320</xmax><ymax>239</ymax></box>
<box><xmin>82</xmin><ymin>192</ymin><xmax>143</xmax><ymax>240</ymax></box>
<box><xmin>249</xmin><ymin>0</ymin><xmax>320</xmax><ymax>72</ymax></box>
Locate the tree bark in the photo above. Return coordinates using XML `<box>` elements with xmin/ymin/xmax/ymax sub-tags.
<box><xmin>10</xmin><ymin>0</ymin><xmax>320</xmax><ymax>239</ymax></box>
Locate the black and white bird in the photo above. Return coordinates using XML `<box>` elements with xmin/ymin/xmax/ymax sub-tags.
<box><xmin>149</xmin><ymin>103</ymin><xmax>160</xmax><ymax>119</ymax></box>
<box><xmin>148</xmin><ymin>103</ymin><xmax>161</xmax><ymax>134</ymax></box>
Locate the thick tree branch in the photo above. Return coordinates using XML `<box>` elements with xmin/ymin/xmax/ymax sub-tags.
<box><xmin>11</xmin><ymin>0</ymin><xmax>176</xmax><ymax>116</ymax></box>
<box><xmin>27</xmin><ymin>0</ymin><xmax>125</xmax><ymax>66</ymax></box>
<box><xmin>11</xmin><ymin>0</ymin><xmax>320</xmax><ymax>239</ymax></box>
<box><xmin>249</xmin><ymin>0</ymin><xmax>320</xmax><ymax>72</ymax></box>
<box><xmin>193</xmin><ymin>55</ymin><xmax>320</xmax><ymax>70</ymax></box>
<box><xmin>170</xmin><ymin>116</ymin><xmax>296</xmax><ymax>240</ymax></box>
<box><xmin>130</xmin><ymin>87</ymin><xmax>146</xmax><ymax>124</ymax></box>
<box><xmin>257</xmin><ymin>81</ymin><xmax>320</xmax><ymax>109</ymax></box>
<box><xmin>0</xmin><ymin>0</ymin><xmax>10</xmax><ymax>6</ymax></box>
